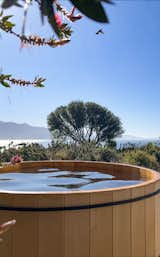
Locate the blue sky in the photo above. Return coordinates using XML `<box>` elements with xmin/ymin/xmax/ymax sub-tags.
<box><xmin>0</xmin><ymin>1</ymin><xmax>160</xmax><ymax>138</ymax></box>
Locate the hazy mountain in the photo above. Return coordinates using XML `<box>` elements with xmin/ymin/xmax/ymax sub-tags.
<box><xmin>117</xmin><ymin>135</ymin><xmax>159</xmax><ymax>141</ymax></box>
<box><xmin>0</xmin><ymin>121</ymin><xmax>158</xmax><ymax>142</ymax></box>
<box><xmin>0</xmin><ymin>121</ymin><xmax>50</xmax><ymax>139</ymax></box>
<box><xmin>117</xmin><ymin>135</ymin><xmax>146</xmax><ymax>140</ymax></box>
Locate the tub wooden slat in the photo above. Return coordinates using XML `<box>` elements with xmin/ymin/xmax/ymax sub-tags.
<box><xmin>12</xmin><ymin>195</ymin><xmax>38</xmax><ymax>257</ymax></box>
<box><xmin>113</xmin><ymin>164</ymin><xmax>140</xmax><ymax>180</ymax></box>
<box><xmin>113</xmin><ymin>188</ymin><xmax>131</xmax><ymax>257</ymax></box>
<box><xmin>131</xmin><ymin>186</ymin><xmax>146</xmax><ymax>257</ymax></box>
<box><xmin>74</xmin><ymin>161</ymin><xmax>114</xmax><ymax>176</ymax></box>
<box><xmin>155</xmin><ymin>180</ymin><xmax>160</xmax><ymax>257</ymax></box>
<box><xmin>38</xmin><ymin>194</ymin><xmax>65</xmax><ymax>257</ymax></box>
<box><xmin>145</xmin><ymin>183</ymin><xmax>156</xmax><ymax>257</ymax></box>
<box><xmin>90</xmin><ymin>191</ymin><xmax>113</xmax><ymax>257</ymax></box>
<box><xmin>65</xmin><ymin>193</ymin><xmax>90</xmax><ymax>257</ymax></box>
<box><xmin>0</xmin><ymin>194</ymin><xmax>13</xmax><ymax>257</ymax></box>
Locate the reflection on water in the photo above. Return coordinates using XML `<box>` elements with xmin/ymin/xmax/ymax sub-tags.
<box><xmin>49</xmin><ymin>183</ymin><xmax>88</xmax><ymax>190</ymax></box>
<box><xmin>0</xmin><ymin>168</ymin><xmax>144</xmax><ymax>192</ymax></box>
<box><xmin>0</xmin><ymin>178</ymin><xmax>13</xmax><ymax>181</ymax></box>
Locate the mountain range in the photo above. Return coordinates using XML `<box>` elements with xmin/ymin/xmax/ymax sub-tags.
<box><xmin>0</xmin><ymin>121</ymin><xmax>158</xmax><ymax>141</ymax></box>
<box><xmin>0</xmin><ymin>121</ymin><xmax>50</xmax><ymax>139</ymax></box>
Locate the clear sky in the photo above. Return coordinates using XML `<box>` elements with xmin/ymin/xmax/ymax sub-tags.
<box><xmin>0</xmin><ymin>1</ymin><xmax>160</xmax><ymax>138</ymax></box>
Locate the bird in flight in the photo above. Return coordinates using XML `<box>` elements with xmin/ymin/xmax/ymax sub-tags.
<box><xmin>96</xmin><ymin>29</ymin><xmax>104</xmax><ymax>35</ymax></box>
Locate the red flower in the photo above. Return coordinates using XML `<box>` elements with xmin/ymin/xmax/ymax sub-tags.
<box><xmin>55</xmin><ymin>13</ymin><xmax>62</xmax><ymax>27</ymax></box>
<box><xmin>10</xmin><ymin>155</ymin><xmax>23</xmax><ymax>165</ymax></box>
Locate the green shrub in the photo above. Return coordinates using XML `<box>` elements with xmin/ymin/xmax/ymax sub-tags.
<box><xmin>122</xmin><ymin>150</ymin><xmax>159</xmax><ymax>170</ymax></box>
<box><xmin>1</xmin><ymin>142</ymin><xmax>160</xmax><ymax>172</ymax></box>
<box><xmin>0</xmin><ymin>143</ymin><xmax>49</xmax><ymax>162</ymax></box>
<box><xmin>99</xmin><ymin>148</ymin><xmax>120</xmax><ymax>162</ymax></box>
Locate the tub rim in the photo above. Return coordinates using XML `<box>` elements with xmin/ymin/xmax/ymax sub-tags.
<box><xmin>0</xmin><ymin>160</ymin><xmax>159</xmax><ymax>195</ymax></box>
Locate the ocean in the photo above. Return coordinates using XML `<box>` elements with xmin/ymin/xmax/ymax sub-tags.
<box><xmin>0</xmin><ymin>138</ymin><xmax>160</xmax><ymax>149</ymax></box>
<box><xmin>0</xmin><ymin>139</ymin><xmax>51</xmax><ymax>148</ymax></box>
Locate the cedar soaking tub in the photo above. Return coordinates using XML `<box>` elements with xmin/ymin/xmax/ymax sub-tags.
<box><xmin>0</xmin><ymin>161</ymin><xmax>160</xmax><ymax>257</ymax></box>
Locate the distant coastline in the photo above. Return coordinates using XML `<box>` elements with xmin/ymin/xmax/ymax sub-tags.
<box><xmin>0</xmin><ymin>138</ymin><xmax>160</xmax><ymax>149</ymax></box>
<box><xmin>0</xmin><ymin>139</ymin><xmax>51</xmax><ymax>148</ymax></box>
<box><xmin>0</xmin><ymin>121</ymin><xmax>159</xmax><ymax>149</ymax></box>
<box><xmin>116</xmin><ymin>138</ymin><xmax>160</xmax><ymax>149</ymax></box>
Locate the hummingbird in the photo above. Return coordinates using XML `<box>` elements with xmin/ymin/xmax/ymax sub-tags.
<box><xmin>96</xmin><ymin>29</ymin><xmax>104</xmax><ymax>35</ymax></box>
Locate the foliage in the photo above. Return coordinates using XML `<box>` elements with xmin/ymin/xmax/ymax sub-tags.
<box><xmin>47</xmin><ymin>142</ymin><xmax>99</xmax><ymax>160</ymax></box>
<box><xmin>121</xmin><ymin>147</ymin><xmax>160</xmax><ymax>170</ymax></box>
<box><xmin>0</xmin><ymin>143</ymin><xmax>49</xmax><ymax>162</ymax></box>
<box><xmin>48</xmin><ymin>101</ymin><xmax>124</xmax><ymax>145</ymax></box>
<box><xmin>0</xmin><ymin>73</ymin><xmax>45</xmax><ymax>88</ymax></box>
<box><xmin>0</xmin><ymin>12</ymin><xmax>71</xmax><ymax>46</ymax></box>
<box><xmin>1</xmin><ymin>0</ymin><xmax>113</xmax><ymax>35</ymax></box>
<box><xmin>99</xmin><ymin>147</ymin><xmax>120</xmax><ymax>162</ymax></box>
<box><xmin>68</xmin><ymin>142</ymin><xmax>99</xmax><ymax>161</ymax></box>
<box><xmin>1</xmin><ymin>142</ymin><xmax>160</xmax><ymax>172</ymax></box>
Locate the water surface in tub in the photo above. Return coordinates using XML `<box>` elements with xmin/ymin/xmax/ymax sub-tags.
<box><xmin>0</xmin><ymin>168</ymin><xmax>146</xmax><ymax>192</ymax></box>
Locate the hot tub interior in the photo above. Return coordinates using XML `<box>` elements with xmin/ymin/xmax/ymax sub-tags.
<box><xmin>0</xmin><ymin>164</ymin><xmax>148</xmax><ymax>192</ymax></box>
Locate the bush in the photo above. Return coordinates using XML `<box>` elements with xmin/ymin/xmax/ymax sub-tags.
<box><xmin>99</xmin><ymin>148</ymin><xmax>120</xmax><ymax>162</ymax></box>
<box><xmin>48</xmin><ymin>142</ymin><xmax>99</xmax><ymax>161</ymax></box>
<box><xmin>1</xmin><ymin>142</ymin><xmax>160</xmax><ymax>172</ymax></box>
<box><xmin>18</xmin><ymin>143</ymin><xmax>48</xmax><ymax>161</ymax></box>
<box><xmin>122</xmin><ymin>150</ymin><xmax>159</xmax><ymax>170</ymax></box>
<box><xmin>0</xmin><ymin>143</ymin><xmax>49</xmax><ymax>162</ymax></box>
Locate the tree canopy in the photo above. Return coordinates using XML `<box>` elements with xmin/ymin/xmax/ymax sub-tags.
<box><xmin>0</xmin><ymin>0</ymin><xmax>113</xmax><ymax>88</ymax></box>
<box><xmin>47</xmin><ymin>101</ymin><xmax>124</xmax><ymax>145</ymax></box>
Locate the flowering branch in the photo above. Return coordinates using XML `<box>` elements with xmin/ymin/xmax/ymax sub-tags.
<box><xmin>0</xmin><ymin>0</ymin><xmax>110</xmax><ymax>89</ymax></box>
<box><xmin>56</xmin><ymin>2</ymin><xmax>82</xmax><ymax>22</ymax></box>
<box><xmin>0</xmin><ymin>13</ymin><xmax>71</xmax><ymax>47</ymax></box>
<box><xmin>0</xmin><ymin>74</ymin><xmax>45</xmax><ymax>88</ymax></box>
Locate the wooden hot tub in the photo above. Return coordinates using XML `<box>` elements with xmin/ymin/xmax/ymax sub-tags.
<box><xmin>0</xmin><ymin>161</ymin><xmax>160</xmax><ymax>257</ymax></box>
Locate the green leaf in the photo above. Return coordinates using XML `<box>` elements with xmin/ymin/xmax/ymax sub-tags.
<box><xmin>0</xmin><ymin>81</ymin><xmax>10</xmax><ymax>87</ymax></box>
<box><xmin>99</xmin><ymin>0</ymin><xmax>113</xmax><ymax>4</ymax></box>
<box><xmin>69</xmin><ymin>0</ymin><xmax>109</xmax><ymax>23</ymax></box>
<box><xmin>1</xmin><ymin>0</ymin><xmax>19</xmax><ymax>8</ymax></box>
<box><xmin>2</xmin><ymin>74</ymin><xmax>11</xmax><ymax>79</ymax></box>
<box><xmin>0</xmin><ymin>15</ymin><xmax>15</xmax><ymax>29</ymax></box>
<box><xmin>40</xmin><ymin>0</ymin><xmax>60</xmax><ymax>37</ymax></box>
<box><xmin>37</xmin><ymin>83</ymin><xmax>45</xmax><ymax>88</ymax></box>
<box><xmin>14</xmin><ymin>2</ymin><xmax>22</xmax><ymax>7</ymax></box>
<box><xmin>2</xmin><ymin>15</ymin><xmax>13</xmax><ymax>21</ymax></box>
<box><xmin>4</xmin><ymin>21</ymin><xmax>15</xmax><ymax>29</ymax></box>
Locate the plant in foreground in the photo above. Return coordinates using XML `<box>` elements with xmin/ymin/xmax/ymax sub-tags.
<box><xmin>0</xmin><ymin>74</ymin><xmax>46</xmax><ymax>88</ymax></box>
<box><xmin>0</xmin><ymin>220</ymin><xmax>16</xmax><ymax>242</ymax></box>
<box><xmin>0</xmin><ymin>0</ymin><xmax>112</xmax><ymax>88</ymax></box>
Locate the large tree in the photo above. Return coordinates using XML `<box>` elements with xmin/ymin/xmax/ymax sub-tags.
<box><xmin>48</xmin><ymin>101</ymin><xmax>124</xmax><ymax>145</ymax></box>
